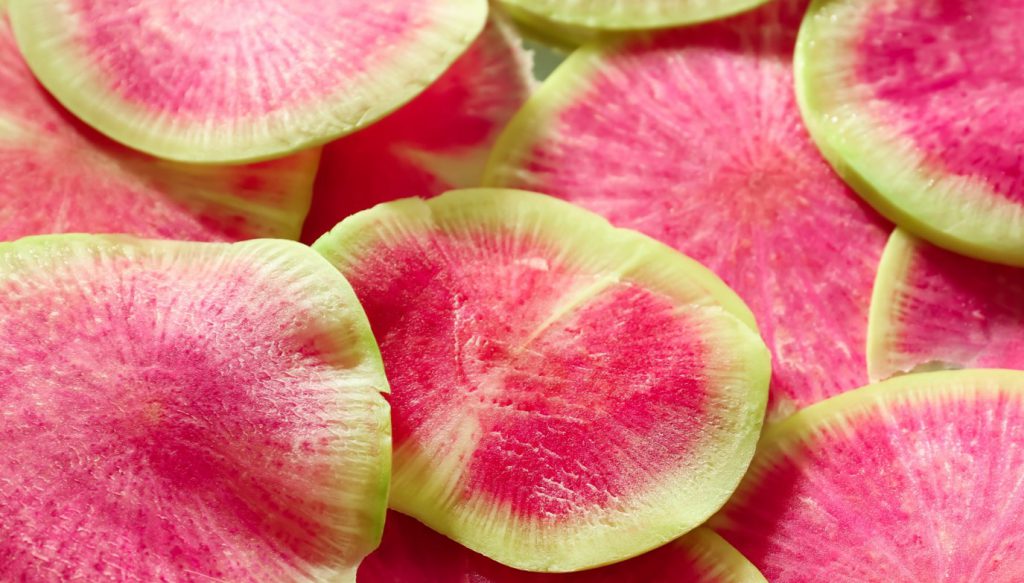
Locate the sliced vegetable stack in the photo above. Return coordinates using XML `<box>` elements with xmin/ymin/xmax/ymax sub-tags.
<box><xmin>0</xmin><ymin>0</ymin><xmax>1018</xmax><ymax>580</ymax></box>
<box><xmin>0</xmin><ymin>9</ymin><xmax>318</xmax><ymax>242</ymax></box>
<box><xmin>0</xmin><ymin>236</ymin><xmax>391</xmax><ymax>581</ymax></box>
<box><xmin>314</xmin><ymin>189</ymin><xmax>770</xmax><ymax>572</ymax></box>
<box><xmin>486</xmin><ymin>0</ymin><xmax>891</xmax><ymax>419</ymax></box>
<box><xmin>797</xmin><ymin>0</ymin><xmax>1024</xmax><ymax>265</ymax></box>
<box><xmin>711</xmin><ymin>370</ymin><xmax>1024</xmax><ymax>581</ymax></box>
<box><xmin>9</xmin><ymin>0</ymin><xmax>488</xmax><ymax>162</ymax></box>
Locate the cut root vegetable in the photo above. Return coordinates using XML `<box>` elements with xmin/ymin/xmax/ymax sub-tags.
<box><xmin>711</xmin><ymin>369</ymin><xmax>1024</xmax><ymax>582</ymax></box>
<box><xmin>797</xmin><ymin>0</ymin><xmax>1024</xmax><ymax>265</ymax></box>
<box><xmin>8</xmin><ymin>0</ymin><xmax>487</xmax><ymax>163</ymax></box>
<box><xmin>485</xmin><ymin>0</ymin><xmax>891</xmax><ymax>420</ymax></box>
<box><xmin>869</xmin><ymin>229</ymin><xmax>1024</xmax><ymax>381</ymax></box>
<box><xmin>0</xmin><ymin>9</ymin><xmax>317</xmax><ymax>242</ymax></box>
<box><xmin>0</xmin><ymin>235</ymin><xmax>391</xmax><ymax>582</ymax></box>
<box><xmin>314</xmin><ymin>188</ymin><xmax>770</xmax><ymax>572</ymax></box>
<box><xmin>360</xmin><ymin>510</ymin><xmax>767</xmax><ymax>582</ymax></box>
<box><xmin>301</xmin><ymin>13</ymin><xmax>533</xmax><ymax>244</ymax></box>
<box><xmin>499</xmin><ymin>0</ymin><xmax>772</xmax><ymax>30</ymax></box>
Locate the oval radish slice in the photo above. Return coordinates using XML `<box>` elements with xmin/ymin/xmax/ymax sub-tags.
<box><xmin>868</xmin><ymin>229</ymin><xmax>1024</xmax><ymax>382</ymax></box>
<box><xmin>498</xmin><ymin>0</ymin><xmax>772</xmax><ymax>30</ymax></box>
<box><xmin>0</xmin><ymin>10</ymin><xmax>317</xmax><ymax>242</ymax></box>
<box><xmin>484</xmin><ymin>0</ymin><xmax>891</xmax><ymax>421</ymax></box>
<box><xmin>0</xmin><ymin>236</ymin><xmax>391</xmax><ymax>582</ymax></box>
<box><xmin>710</xmin><ymin>369</ymin><xmax>1024</xmax><ymax>581</ymax></box>
<box><xmin>8</xmin><ymin>0</ymin><xmax>487</xmax><ymax>164</ymax></box>
<box><xmin>360</xmin><ymin>511</ymin><xmax>767</xmax><ymax>582</ymax></box>
<box><xmin>300</xmin><ymin>14</ymin><xmax>534</xmax><ymax>244</ymax></box>
<box><xmin>314</xmin><ymin>188</ymin><xmax>770</xmax><ymax>572</ymax></box>
<box><xmin>797</xmin><ymin>0</ymin><xmax>1024</xmax><ymax>266</ymax></box>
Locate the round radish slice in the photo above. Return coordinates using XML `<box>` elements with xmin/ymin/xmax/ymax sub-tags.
<box><xmin>484</xmin><ymin>0</ymin><xmax>891</xmax><ymax>420</ymax></box>
<box><xmin>710</xmin><ymin>369</ymin><xmax>1024</xmax><ymax>581</ymax></box>
<box><xmin>498</xmin><ymin>0</ymin><xmax>772</xmax><ymax>30</ymax></box>
<box><xmin>301</xmin><ymin>14</ymin><xmax>533</xmax><ymax>244</ymax></box>
<box><xmin>797</xmin><ymin>0</ymin><xmax>1024</xmax><ymax>266</ymax></box>
<box><xmin>0</xmin><ymin>235</ymin><xmax>391</xmax><ymax>582</ymax></box>
<box><xmin>0</xmin><ymin>9</ymin><xmax>317</xmax><ymax>242</ymax></box>
<box><xmin>360</xmin><ymin>510</ymin><xmax>767</xmax><ymax>582</ymax></box>
<box><xmin>868</xmin><ymin>229</ymin><xmax>1024</xmax><ymax>382</ymax></box>
<box><xmin>8</xmin><ymin>0</ymin><xmax>487</xmax><ymax>164</ymax></box>
<box><xmin>314</xmin><ymin>188</ymin><xmax>770</xmax><ymax>572</ymax></box>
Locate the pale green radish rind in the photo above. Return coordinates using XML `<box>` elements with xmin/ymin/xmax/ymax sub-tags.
<box><xmin>314</xmin><ymin>188</ymin><xmax>770</xmax><ymax>572</ymax></box>
<box><xmin>709</xmin><ymin>369</ymin><xmax>1024</xmax><ymax>536</ymax></box>
<box><xmin>483</xmin><ymin>40</ymin><xmax>613</xmax><ymax>190</ymax></box>
<box><xmin>8</xmin><ymin>0</ymin><xmax>488</xmax><ymax>164</ymax></box>
<box><xmin>795</xmin><ymin>0</ymin><xmax>1024</xmax><ymax>267</ymax></box>
<box><xmin>501</xmin><ymin>3</ymin><xmax>602</xmax><ymax>49</ymax></box>
<box><xmin>680</xmin><ymin>528</ymin><xmax>770</xmax><ymax>583</ymax></box>
<box><xmin>499</xmin><ymin>0</ymin><xmax>772</xmax><ymax>31</ymax></box>
<box><xmin>0</xmin><ymin>234</ymin><xmax>393</xmax><ymax>574</ymax></box>
<box><xmin>865</xmin><ymin>228</ymin><xmax>921</xmax><ymax>382</ymax></box>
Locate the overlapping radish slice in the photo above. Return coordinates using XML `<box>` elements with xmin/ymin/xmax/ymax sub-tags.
<box><xmin>360</xmin><ymin>510</ymin><xmax>767</xmax><ymax>582</ymax></box>
<box><xmin>0</xmin><ymin>9</ymin><xmax>317</xmax><ymax>242</ymax></box>
<box><xmin>8</xmin><ymin>0</ymin><xmax>487</xmax><ymax>163</ymax></box>
<box><xmin>485</xmin><ymin>0</ymin><xmax>891</xmax><ymax>420</ymax></box>
<box><xmin>499</xmin><ymin>0</ymin><xmax>772</xmax><ymax>30</ymax></box>
<box><xmin>711</xmin><ymin>370</ymin><xmax>1024</xmax><ymax>581</ymax></box>
<box><xmin>301</xmin><ymin>14</ymin><xmax>533</xmax><ymax>244</ymax></box>
<box><xmin>0</xmin><ymin>235</ymin><xmax>391</xmax><ymax>582</ymax></box>
<box><xmin>869</xmin><ymin>229</ymin><xmax>1024</xmax><ymax>381</ymax></box>
<box><xmin>314</xmin><ymin>189</ymin><xmax>769</xmax><ymax>572</ymax></box>
<box><xmin>797</xmin><ymin>0</ymin><xmax>1024</xmax><ymax>265</ymax></box>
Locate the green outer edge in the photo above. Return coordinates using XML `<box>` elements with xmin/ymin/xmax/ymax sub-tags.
<box><xmin>498</xmin><ymin>0</ymin><xmax>771</xmax><ymax>31</ymax></box>
<box><xmin>680</xmin><ymin>528</ymin><xmax>769</xmax><ymax>583</ymax></box>
<box><xmin>501</xmin><ymin>3</ymin><xmax>603</xmax><ymax>49</ymax></box>
<box><xmin>794</xmin><ymin>0</ymin><xmax>1024</xmax><ymax>267</ymax></box>
<box><xmin>313</xmin><ymin>188</ymin><xmax>770</xmax><ymax>572</ymax></box>
<box><xmin>865</xmin><ymin>228</ymin><xmax>918</xmax><ymax>383</ymax></box>
<box><xmin>0</xmin><ymin>234</ymin><xmax>393</xmax><ymax>575</ymax></box>
<box><xmin>711</xmin><ymin>369</ymin><xmax>1024</xmax><ymax>536</ymax></box>
<box><xmin>483</xmin><ymin>39</ymin><xmax>608</xmax><ymax>191</ymax></box>
<box><xmin>7</xmin><ymin>0</ymin><xmax>487</xmax><ymax>164</ymax></box>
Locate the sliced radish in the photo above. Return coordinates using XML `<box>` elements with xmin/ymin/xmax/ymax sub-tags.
<box><xmin>869</xmin><ymin>229</ymin><xmax>1024</xmax><ymax>381</ymax></box>
<box><xmin>314</xmin><ymin>188</ymin><xmax>769</xmax><ymax>572</ymax></box>
<box><xmin>797</xmin><ymin>0</ymin><xmax>1024</xmax><ymax>265</ymax></box>
<box><xmin>712</xmin><ymin>369</ymin><xmax>1024</xmax><ymax>581</ymax></box>
<box><xmin>9</xmin><ymin>0</ymin><xmax>487</xmax><ymax>163</ymax></box>
<box><xmin>0</xmin><ymin>235</ymin><xmax>390</xmax><ymax>582</ymax></box>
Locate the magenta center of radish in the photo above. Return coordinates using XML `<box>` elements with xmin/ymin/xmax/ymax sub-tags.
<box><xmin>856</xmin><ymin>0</ymin><xmax>1024</xmax><ymax>199</ymax></box>
<box><xmin>72</xmin><ymin>0</ymin><xmax>426</xmax><ymax>117</ymax></box>
<box><xmin>349</xmin><ymin>231</ymin><xmax>712</xmax><ymax>518</ymax></box>
<box><xmin>0</xmin><ymin>256</ymin><xmax>362</xmax><ymax>579</ymax></box>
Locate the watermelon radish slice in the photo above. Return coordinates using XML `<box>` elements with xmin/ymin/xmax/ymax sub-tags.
<box><xmin>868</xmin><ymin>229</ymin><xmax>1024</xmax><ymax>382</ymax></box>
<box><xmin>0</xmin><ymin>235</ymin><xmax>391</xmax><ymax>582</ymax></box>
<box><xmin>484</xmin><ymin>0</ymin><xmax>891</xmax><ymax>420</ymax></box>
<box><xmin>498</xmin><ymin>0</ymin><xmax>772</xmax><ymax>30</ymax></box>
<box><xmin>796</xmin><ymin>0</ymin><xmax>1024</xmax><ymax>266</ymax></box>
<box><xmin>0</xmin><ymin>10</ymin><xmax>317</xmax><ymax>242</ymax></box>
<box><xmin>360</xmin><ymin>510</ymin><xmax>768</xmax><ymax>582</ymax></box>
<box><xmin>8</xmin><ymin>0</ymin><xmax>488</xmax><ymax>164</ymax></box>
<box><xmin>300</xmin><ymin>14</ymin><xmax>533</xmax><ymax>244</ymax></box>
<box><xmin>314</xmin><ymin>188</ymin><xmax>770</xmax><ymax>572</ymax></box>
<box><xmin>709</xmin><ymin>369</ymin><xmax>1024</xmax><ymax>581</ymax></box>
